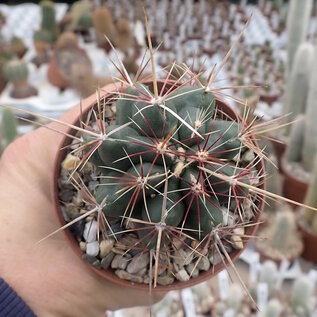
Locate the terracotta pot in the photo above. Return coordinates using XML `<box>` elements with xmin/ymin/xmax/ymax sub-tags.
<box><xmin>259</xmin><ymin>92</ymin><xmax>279</xmax><ymax>106</ymax></box>
<box><xmin>47</xmin><ymin>43</ymin><xmax>92</xmax><ymax>90</ymax></box>
<box><xmin>270</xmin><ymin>138</ymin><xmax>286</xmax><ymax>170</ymax></box>
<box><xmin>298</xmin><ymin>220</ymin><xmax>317</xmax><ymax>264</ymax></box>
<box><xmin>280</xmin><ymin>157</ymin><xmax>308</xmax><ymax>205</ymax></box>
<box><xmin>52</xmin><ymin>82</ymin><xmax>266</xmax><ymax>291</ymax></box>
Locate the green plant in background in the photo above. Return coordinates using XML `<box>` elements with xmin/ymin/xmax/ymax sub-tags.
<box><xmin>76</xmin><ymin>12</ymin><xmax>92</xmax><ymax>31</ymax></box>
<box><xmin>284</xmin><ymin>45</ymin><xmax>317</xmax><ymax>172</ymax></box>
<box><xmin>4</xmin><ymin>59</ymin><xmax>37</xmax><ymax>98</ymax></box>
<box><xmin>259</xmin><ymin>260</ymin><xmax>278</xmax><ymax>295</ymax></box>
<box><xmin>92</xmin><ymin>7</ymin><xmax>115</xmax><ymax>47</ymax></box>
<box><xmin>291</xmin><ymin>275</ymin><xmax>314</xmax><ymax>317</ymax></box>
<box><xmin>286</xmin><ymin>0</ymin><xmax>312</xmax><ymax>70</ymax></box>
<box><xmin>0</xmin><ymin>108</ymin><xmax>18</xmax><ymax>154</ymax></box>
<box><xmin>283</xmin><ymin>43</ymin><xmax>314</xmax><ymax>135</ymax></box>
<box><xmin>255</xmin><ymin>209</ymin><xmax>303</xmax><ymax>261</ymax></box>
<box><xmin>303</xmin><ymin>154</ymin><xmax>317</xmax><ymax>234</ymax></box>
<box><xmin>262</xmin><ymin>299</ymin><xmax>283</xmax><ymax>317</ymax></box>
<box><xmin>40</xmin><ymin>0</ymin><xmax>58</xmax><ymax>43</ymax></box>
<box><xmin>115</xmin><ymin>18</ymin><xmax>133</xmax><ymax>53</ymax></box>
<box><xmin>9</xmin><ymin>36</ymin><xmax>26</xmax><ymax>58</ymax></box>
<box><xmin>69</xmin><ymin>0</ymin><xmax>91</xmax><ymax>28</ymax></box>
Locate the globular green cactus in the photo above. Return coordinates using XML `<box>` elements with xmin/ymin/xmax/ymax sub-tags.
<box><xmin>283</xmin><ymin>43</ymin><xmax>314</xmax><ymax>135</ymax></box>
<box><xmin>77</xmin><ymin>12</ymin><xmax>92</xmax><ymax>30</ymax></box>
<box><xmin>4</xmin><ymin>59</ymin><xmax>37</xmax><ymax>98</ymax></box>
<box><xmin>286</xmin><ymin>0</ymin><xmax>313</xmax><ymax>70</ymax></box>
<box><xmin>33</xmin><ymin>29</ymin><xmax>52</xmax><ymax>44</ymax></box>
<box><xmin>4</xmin><ymin>59</ymin><xmax>28</xmax><ymax>83</ymax></box>
<box><xmin>262</xmin><ymin>299</ymin><xmax>283</xmax><ymax>317</ymax></box>
<box><xmin>40</xmin><ymin>0</ymin><xmax>58</xmax><ymax>43</ymax></box>
<box><xmin>0</xmin><ymin>108</ymin><xmax>18</xmax><ymax>154</ymax></box>
<box><xmin>303</xmin><ymin>154</ymin><xmax>317</xmax><ymax>234</ymax></box>
<box><xmin>291</xmin><ymin>275</ymin><xmax>314</xmax><ymax>316</ymax></box>
<box><xmin>90</xmin><ymin>83</ymin><xmax>253</xmax><ymax>241</ymax></box>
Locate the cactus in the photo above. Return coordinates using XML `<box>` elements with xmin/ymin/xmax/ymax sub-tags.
<box><xmin>227</xmin><ymin>284</ymin><xmax>243</xmax><ymax>313</ymax></box>
<box><xmin>255</xmin><ymin>209</ymin><xmax>303</xmax><ymax>261</ymax></box>
<box><xmin>283</xmin><ymin>42</ymin><xmax>314</xmax><ymax>135</ymax></box>
<box><xmin>40</xmin><ymin>0</ymin><xmax>58</xmax><ymax>43</ymax></box>
<box><xmin>302</xmin><ymin>45</ymin><xmax>317</xmax><ymax>172</ymax></box>
<box><xmin>303</xmin><ymin>154</ymin><xmax>317</xmax><ymax>234</ymax></box>
<box><xmin>262</xmin><ymin>299</ymin><xmax>283</xmax><ymax>317</ymax></box>
<box><xmin>77</xmin><ymin>12</ymin><xmax>92</xmax><ymax>30</ymax></box>
<box><xmin>0</xmin><ymin>109</ymin><xmax>18</xmax><ymax>154</ymax></box>
<box><xmin>70</xmin><ymin>0</ymin><xmax>91</xmax><ymax>27</ymax></box>
<box><xmin>286</xmin><ymin>0</ymin><xmax>312</xmax><ymax>70</ymax></box>
<box><xmin>92</xmin><ymin>7</ymin><xmax>115</xmax><ymax>47</ymax></box>
<box><xmin>284</xmin><ymin>114</ymin><xmax>305</xmax><ymax>163</ymax></box>
<box><xmin>4</xmin><ymin>59</ymin><xmax>37</xmax><ymax>98</ymax></box>
<box><xmin>259</xmin><ymin>261</ymin><xmax>278</xmax><ymax>295</ymax></box>
<box><xmin>90</xmin><ymin>82</ymin><xmax>258</xmax><ymax>240</ymax></box>
<box><xmin>9</xmin><ymin>36</ymin><xmax>26</xmax><ymax>58</ymax></box>
<box><xmin>115</xmin><ymin>18</ymin><xmax>133</xmax><ymax>53</ymax></box>
<box><xmin>291</xmin><ymin>275</ymin><xmax>314</xmax><ymax>316</ymax></box>
<box><xmin>4</xmin><ymin>59</ymin><xmax>28</xmax><ymax>83</ymax></box>
<box><xmin>56</xmin><ymin>16</ymin><xmax>268</xmax><ymax>287</ymax></box>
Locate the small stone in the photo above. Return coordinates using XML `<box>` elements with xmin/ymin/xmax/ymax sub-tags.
<box><xmin>231</xmin><ymin>235</ymin><xmax>244</xmax><ymax>249</ymax></box>
<box><xmin>111</xmin><ymin>255</ymin><xmax>130</xmax><ymax>270</ymax></box>
<box><xmin>173</xmin><ymin>249</ymin><xmax>193</xmax><ymax>267</ymax></box>
<box><xmin>186</xmin><ymin>263</ymin><xmax>199</xmax><ymax>278</ymax></box>
<box><xmin>112</xmin><ymin>247</ymin><xmax>126</xmax><ymax>255</ymax></box>
<box><xmin>101</xmin><ymin>253</ymin><xmax>115</xmax><ymax>270</ymax></box>
<box><xmin>86</xmin><ymin>241</ymin><xmax>99</xmax><ymax>257</ymax></box>
<box><xmin>175</xmin><ymin>268</ymin><xmax>190</xmax><ymax>282</ymax></box>
<box><xmin>83</xmin><ymin>220</ymin><xmax>98</xmax><ymax>242</ymax></box>
<box><xmin>79</xmin><ymin>241</ymin><xmax>86</xmax><ymax>251</ymax></box>
<box><xmin>105</xmin><ymin>108</ymin><xmax>113</xmax><ymax>118</ymax></box>
<box><xmin>209</xmin><ymin>253</ymin><xmax>223</xmax><ymax>266</ymax></box>
<box><xmin>136</xmin><ymin>267</ymin><xmax>147</xmax><ymax>277</ymax></box>
<box><xmin>88</xmin><ymin>180</ymin><xmax>99</xmax><ymax>191</ymax></box>
<box><xmin>196</xmin><ymin>256</ymin><xmax>210</xmax><ymax>271</ymax></box>
<box><xmin>111</xmin><ymin>104</ymin><xmax>116</xmax><ymax>114</ymax></box>
<box><xmin>172</xmin><ymin>237</ymin><xmax>184</xmax><ymax>250</ymax></box>
<box><xmin>157</xmin><ymin>274</ymin><xmax>175</xmax><ymax>286</ymax></box>
<box><xmin>82</xmin><ymin>254</ymin><xmax>97</xmax><ymax>264</ymax></box>
<box><xmin>115</xmin><ymin>270</ymin><xmax>143</xmax><ymax>283</ymax></box>
<box><xmin>62</xmin><ymin>154</ymin><xmax>80</xmax><ymax>171</ymax></box>
<box><xmin>143</xmin><ymin>275</ymin><xmax>151</xmax><ymax>284</ymax></box>
<box><xmin>127</xmin><ymin>253</ymin><xmax>150</xmax><ymax>274</ymax></box>
<box><xmin>59</xmin><ymin>189</ymin><xmax>74</xmax><ymax>202</ymax></box>
<box><xmin>92</xmin><ymin>259</ymin><xmax>101</xmax><ymax>268</ymax></box>
<box><xmin>99</xmin><ymin>239</ymin><xmax>114</xmax><ymax>258</ymax></box>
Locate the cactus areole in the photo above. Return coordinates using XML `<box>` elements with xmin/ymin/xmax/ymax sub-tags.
<box><xmin>53</xmin><ymin>81</ymin><xmax>265</xmax><ymax>290</ymax></box>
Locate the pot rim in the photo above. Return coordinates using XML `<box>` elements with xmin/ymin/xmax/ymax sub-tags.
<box><xmin>52</xmin><ymin>82</ymin><xmax>266</xmax><ymax>291</ymax></box>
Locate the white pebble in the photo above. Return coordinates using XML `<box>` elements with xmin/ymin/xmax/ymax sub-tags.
<box><xmin>83</xmin><ymin>220</ymin><xmax>98</xmax><ymax>242</ymax></box>
<box><xmin>86</xmin><ymin>241</ymin><xmax>99</xmax><ymax>257</ymax></box>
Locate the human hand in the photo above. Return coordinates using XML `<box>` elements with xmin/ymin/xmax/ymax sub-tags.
<box><xmin>0</xmin><ymin>89</ymin><xmax>165</xmax><ymax>317</ymax></box>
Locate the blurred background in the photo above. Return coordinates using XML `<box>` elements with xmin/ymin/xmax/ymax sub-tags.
<box><xmin>0</xmin><ymin>0</ymin><xmax>317</xmax><ymax>316</ymax></box>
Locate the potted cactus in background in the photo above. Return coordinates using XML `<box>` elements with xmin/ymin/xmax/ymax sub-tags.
<box><xmin>298</xmin><ymin>154</ymin><xmax>317</xmax><ymax>264</ymax></box>
<box><xmin>0</xmin><ymin>109</ymin><xmax>18</xmax><ymax>155</ymax></box>
<box><xmin>39</xmin><ymin>0</ymin><xmax>59</xmax><ymax>44</ymax></box>
<box><xmin>281</xmin><ymin>42</ymin><xmax>317</xmax><ymax>204</ymax></box>
<box><xmin>255</xmin><ymin>208</ymin><xmax>303</xmax><ymax>263</ymax></box>
<box><xmin>4</xmin><ymin>59</ymin><xmax>37</xmax><ymax>98</ymax></box>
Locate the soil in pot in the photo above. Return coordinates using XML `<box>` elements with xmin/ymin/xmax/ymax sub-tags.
<box><xmin>53</xmin><ymin>80</ymin><xmax>266</xmax><ymax>291</ymax></box>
